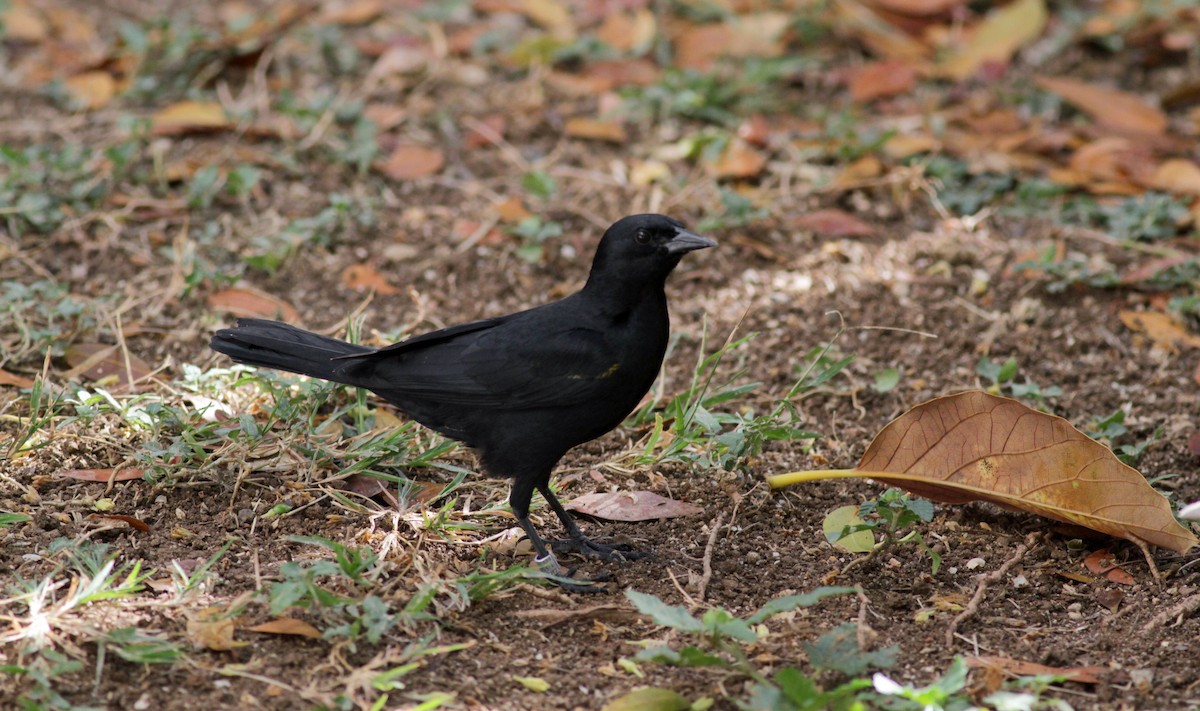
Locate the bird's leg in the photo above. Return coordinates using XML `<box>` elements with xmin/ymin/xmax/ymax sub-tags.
<box><xmin>538</xmin><ymin>482</ymin><xmax>650</xmax><ymax>562</ymax></box>
<box><xmin>509</xmin><ymin>479</ymin><xmax>607</xmax><ymax>592</ymax></box>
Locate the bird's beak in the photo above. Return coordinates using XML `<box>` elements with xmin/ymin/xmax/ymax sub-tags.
<box><xmin>665</xmin><ymin>229</ymin><xmax>718</xmax><ymax>254</ymax></box>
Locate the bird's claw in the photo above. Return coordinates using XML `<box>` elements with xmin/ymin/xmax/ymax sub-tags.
<box><xmin>551</xmin><ymin>536</ymin><xmax>650</xmax><ymax>562</ymax></box>
<box><xmin>534</xmin><ymin>553</ymin><xmax>609</xmax><ymax>593</ymax></box>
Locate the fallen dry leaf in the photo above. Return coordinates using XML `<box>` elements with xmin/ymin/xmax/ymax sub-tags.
<box><xmin>87</xmin><ymin>513</ymin><xmax>151</xmax><ymax>532</ymax></box>
<box><xmin>1119</xmin><ymin>310</ymin><xmax>1200</xmax><ymax>351</ymax></box>
<box><xmin>1095</xmin><ymin>587</ymin><xmax>1124</xmax><ymax>612</ymax></box>
<box><xmin>1</xmin><ymin>1</ymin><xmax>47</xmax><ymax>42</ymax></box>
<box><xmin>1119</xmin><ymin>256</ymin><xmax>1193</xmax><ymax>287</ymax></box>
<box><xmin>0</xmin><ymin>368</ymin><xmax>36</xmax><ymax>388</ymax></box>
<box><xmin>1035</xmin><ymin>76</ymin><xmax>1168</xmax><ymax>136</ymax></box>
<box><xmin>769</xmin><ymin>391</ymin><xmax>1198</xmax><ymax>554</ymax></box>
<box><xmin>1084</xmin><ymin>549</ymin><xmax>1136</xmax><ymax>585</ymax></box>
<box><xmin>596</xmin><ymin>9</ymin><xmax>655</xmax><ymax>52</ymax></box>
<box><xmin>873</xmin><ymin>0</ymin><xmax>964</xmax><ymax>15</ymax></box>
<box><xmin>794</xmin><ymin>209</ymin><xmax>876</xmax><ymax>237</ymax></box>
<box><xmin>376</xmin><ymin>144</ymin><xmax>445</xmax><ymax>181</ymax></box>
<box><xmin>59</xmin><ymin>468</ymin><xmax>146</xmax><ymax>482</ymax></box>
<box><xmin>940</xmin><ymin>0</ymin><xmax>1047</xmax><ymax>80</ymax></box>
<box><xmin>317</xmin><ymin>0</ymin><xmax>382</xmax><ymax>25</ymax></box>
<box><xmin>64</xmin><ymin>71</ymin><xmax>116</xmax><ymax>110</ymax></box>
<box><xmin>151</xmin><ymin>101</ymin><xmax>231</xmax><ymax>135</ymax></box>
<box><xmin>187</xmin><ymin>608</ymin><xmax>240</xmax><ymax>651</ymax></box>
<box><xmin>966</xmin><ymin>656</ymin><xmax>1104</xmax><ymax>684</ymax></box>
<box><xmin>832</xmin><ymin>1</ymin><xmax>931</xmax><ymax>62</ymax></box>
<box><xmin>493</xmin><ymin>196</ymin><xmax>531</xmax><ymax>223</ymax></box>
<box><xmin>1149</xmin><ymin>159</ymin><xmax>1200</xmax><ymax>195</ymax></box>
<box><xmin>706</xmin><ymin>138</ymin><xmax>766</xmax><ymax>179</ymax></box>
<box><xmin>564</xmin><ymin>117</ymin><xmax>627</xmax><ymax>143</ymax></box>
<box><xmin>566</xmin><ymin>490</ymin><xmax>702</xmax><ymax>521</ymax></box>
<box><xmin>674</xmin><ymin>12</ymin><xmax>789</xmax><ymax>71</ymax></box>
<box><xmin>209</xmin><ymin>286</ymin><xmax>301</xmax><ymax>322</ymax></box>
<box><xmin>64</xmin><ymin>342</ymin><xmax>154</xmax><ymax>387</ymax></box>
<box><xmin>246</xmin><ymin>617</ymin><xmax>322</xmax><ymax>639</ymax></box>
<box><xmin>519</xmin><ymin>0</ymin><xmax>574</xmax><ymax>37</ymax></box>
<box><xmin>465</xmin><ymin>114</ymin><xmax>506</xmax><ymax>150</ymax></box>
<box><xmin>340</xmin><ymin>263</ymin><xmax>399</xmax><ymax>294</ymax></box>
<box><xmin>848</xmin><ymin>60</ymin><xmax>917</xmax><ymax>102</ymax></box>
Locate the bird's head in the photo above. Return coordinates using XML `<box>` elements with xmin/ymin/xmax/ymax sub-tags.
<box><xmin>587</xmin><ymin>214</ymin><xmax>716</xmax><ymax>286</ymax></box>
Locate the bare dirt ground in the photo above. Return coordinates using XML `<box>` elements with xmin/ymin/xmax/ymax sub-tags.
<box><xmin>2</xmin><ymin>1</ymin><xmax>1200</xmax><ymax>710</ymax></box>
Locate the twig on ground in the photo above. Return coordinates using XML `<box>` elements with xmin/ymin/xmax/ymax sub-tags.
<box><xmin>1143</xmin><ymin>593</ymin><xmax>1200</xmax><ymax>631</ymax></box>
<box><xmin>696</xmin><ymin>512</ymin><xmax>726</xmax><ymax>604</ymax></box>
<box><xmin>945</xmin><ymin>531</ymin><xmax>1040</xmax><ymax>647</ymax></box>
<box><xmin>1129</xmin><ymin>536</ymin><xmax>1162</xmax><ymax>584</ymax></box>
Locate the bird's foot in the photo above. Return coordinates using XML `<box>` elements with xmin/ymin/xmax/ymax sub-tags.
<box><xmin>550</xmin><ymin>535</ymin><xmax>650</xmax><ymax>563</ymax></box>
<box><xmin>533</xmin><ymin>553</ymin><xmax>610</xmax><ymax>593</ymax></box>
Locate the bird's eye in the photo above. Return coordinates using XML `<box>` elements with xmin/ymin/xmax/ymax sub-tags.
<box><xmin>635</xmin><ymin>230</ymin><xmax>650</xmax><ymax>244</ymax></box>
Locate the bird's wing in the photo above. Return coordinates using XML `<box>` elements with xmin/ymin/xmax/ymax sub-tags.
<box><xmin>337</xmin><ymin>312</ymin><xmax>624</xmax><ymax>410</ymax></box>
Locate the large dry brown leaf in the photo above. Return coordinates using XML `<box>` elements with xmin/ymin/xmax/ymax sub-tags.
<box><xmin>566</xmin><ymin>491</ymin><xmax>702</xmax><ymax>522</ymax></box>
<box><xmin>1120</xmin><ymin>310</ymin><xmax>1200</xmax><ymax>351</ymax></box>
<box><xmin>208</xmin><ymin>286</ymin><xmax>300</xmax><ymax>322</ymax></box>
<box><xmin>64</xmin><ymin>342</ymin><xmax>154</xmax><ymax>387</ymax></box>
<box><xmin>769</xmin><ymin>391</ymin><xmax>1197</xmax><ymax>554</ymax></box>
<box><xmin>1035</xmin><ymin>76</ymin><xmax>1168</xmax><ymax>136</ymax></box>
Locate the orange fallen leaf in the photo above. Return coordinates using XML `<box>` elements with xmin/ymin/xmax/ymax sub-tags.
<box><xmin>151</xmin><ymin>101</ymin><xmax>231</xmax><ymax>135</ymax></box>
<box><xmin>674</xmin><ymin>12</ymin><xmax>789</xmax><ymax>71</ymax></box>
<box><xmin>2</xmin><ymin>1</ymin><xmax>47</xmax><ymax>42</ymax></box>
<box><xmin>208</xmin><ymin>286</ymin><xmax>301</xmax><ymax>322</ymax></box>
<box><xmin>317</xmin><ymin>0</ymin><xmax>382</xmax><ymax>25</ymax></box>
<box><xmin>848</xmin><ymin>60</ymin><xmax>917</xmax><ymax>102</ymax></box>
<box><xmin>596</xmin><ymin>9</ymin><xmax>656</xmax><ymax>52</ymax></box>
<box><xmin>564</xmin><ymin>117</ymin><xmax>627</xmax><ymax>143</ymax></box>
<box><xmin>87</xmin><ymin>513</ymin><xmax>151</xmax><ymax>532</ymax></box>
<box><xmin>59</xmin><ymin>468</ymin><xmax>146</xmax><ymax>482</ymax></box>
<box><xmin>873</xmin><ymin>0</ymin><xmax>964</xmax><ymax>15</ymax></box>
<box><xmin>519</xmin><ymin>0</ymin><xmax>574</xmax><ymax>37</ymax></box>
<box><xmin>577</xmin><ymin>58</ymin><xmax>660</xmax><ymax>90</ymax></box>
<box><xmin>340</xmin><ymin>263</ymin><xmax>399</xmax><ymax>294</ymax></box>
<box><xmin>1084</xmin><ymin>549</ymin><xmax>1136</xmax><ymax>585</ymax></box>
<box><xmin>376</xmin><ymin>145</ymin><xmax>445</xmax><ymax>181</ymax></box>
<box><xmin>64</xmin><ymin>342</ymin><xmax>154</xmax><ymax>387</ymax></box>
<box><xmin>794</xmin><ymin>209</ymin><xmax>876</xmax><ymax>237</ymax></box>
<box><xmin>883</xmin><ymin>133</ymin><xmax>938</xmax><ymax>159</ymax></box>
<box><xmin>940</xmin><ymin>0</ymin><xmax>1047</xmax><ymax>80</ymax></box>
<box><xmin>1119</xmin><ymin>310</ymin><xmax>1200</xmax><ymax>351</ymax></box>
<box><xmin>246</xmin><ymin>617</ymin><xmax>322</xmax><ymax>639</ymax></box>
<box><xmin>1149</xmin><ymin>159</ymin><xmax>1200</xmax><ymax>195</ymax></box>
<box><xmin>1035</xmin><ymin>76</ymin><xmax>1168</xmax><ymax>136</ymax></box>
<box><xmin>565</xmin><ymin>491</ymin><xmax>702</xmax><ymax>521</ymax></box>
<box><xmin>493</xmin><ymin>196</ymin><xmax>531</xmax><ymax>223</ymax></box>
<box><xmin>832</xmin><ymin>155</ymin><xmax>884</xmax><ymax>190</ymax></box>
<box><xmin>0</xmin><ymin>369</ymin><xmax>35</xmax><ymax>388</ymax></box>
<box><xmin>706</xmin><ymin>138</ymin><xmax>766</xmax><ymax>179</ymax></box>
<box><xmin>64</xmin><ymin>71</ymin><xmax>116</xmax><ymax>110</ymax></box>
<box><xmin>966</xmin><ymin>656</ymin><xmax>1104</xmax><ymax>684</ymax></box>
<box><xmin>769</xmin><ymin>391</ymin><xmax>1198</xmax><ymax>554</ymax></box>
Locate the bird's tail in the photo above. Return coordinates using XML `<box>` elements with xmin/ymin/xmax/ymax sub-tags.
<box><xmin>210</xmin><ymin>318</ymin><xmax>374</xmax><ymax>383</ymax></box>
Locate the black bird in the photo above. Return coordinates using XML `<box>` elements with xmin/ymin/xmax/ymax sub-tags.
<box><xmin>210</xmin><ymin>214</ymin><xmax>715</xmax><ymax>588</ymax></box>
